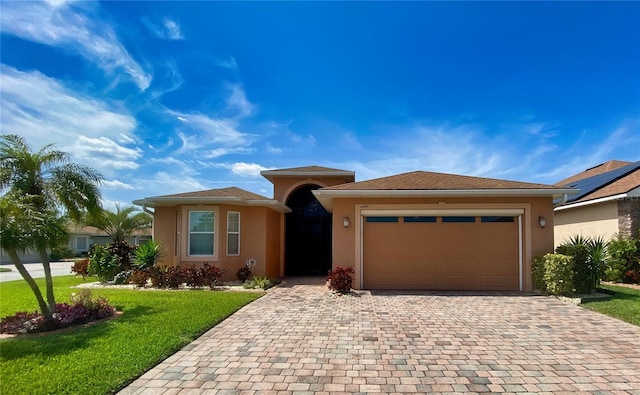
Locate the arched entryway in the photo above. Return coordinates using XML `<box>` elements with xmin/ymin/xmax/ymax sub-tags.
<box><xmin>285</xmin><ymin>185</ymin><xmax>332</xmax><ymax>276</ymax></box>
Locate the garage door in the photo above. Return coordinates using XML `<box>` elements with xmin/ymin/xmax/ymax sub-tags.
<box><xmin>363</xmin><ymin>215</ymin><xmax>520</xmax><ymax>290</ymax></box>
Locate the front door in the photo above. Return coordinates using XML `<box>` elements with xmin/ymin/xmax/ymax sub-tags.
<box><xmin>285</xmin><ymin>185</ymin><xmax>332</xmax><ymax>276</ymax></box>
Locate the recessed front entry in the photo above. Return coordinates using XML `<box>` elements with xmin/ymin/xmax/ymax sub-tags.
<box><xmin>363</xmin><ymin>215</ymin><xmax>520</xmax><ymax>290</ymax></box>
<box><xmin>285</xmin><ymin>185</ymin><xmax>332</xmax><ymax>276</ymax></box>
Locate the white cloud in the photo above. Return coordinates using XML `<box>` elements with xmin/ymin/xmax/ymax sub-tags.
<box><xmin>163</xmin><ymin>18</ymin><xmax>184</xmax><ymax>40</ymax></box>
<box><xmin>138</xmin><ymin>171</ymin><xmax>208</xmax><ymax>195</ymax></box>
<box><xmin>71</xmin><ymin>136</ymin><xmax>142</xmax><ymax>172</ymax></box>
<box><xmin>290</xmin><ymin>133</ymin><xmax>316</xmax><ymax>146</ymax></box>
<box><xmin>102</xmin><ymin>179</ymin><xmax>136</xmax><ymax>190</ymax></box>
<box><xmin>202</xmin><ymin>147</ymin><xmax>256</xmax><ymax>159</ymax></box>
<box><xmin>230</xmin><ymin>162</ymin><xmax>274</xmax><ymax>177</ymax></box>
<box><xmin>266</xmin><ymin>144</ymin><xmax>283</xmax><ymax>154</ymax></box>
<box><xmin>141</xmin><ymin>16</ymin><xmax>184</xmax><ymax>41</ymax></box>
<box><xmin>215</xmin><ymin>56</ymin><xmax>238</xmax><ymax>70</ymax></box>
<box><xmin>226</xmin><ymin>84</ymin><xmax>253</xmax><ymax>117</ymax></box>
<box><xmin>0</xmin><ymin>1</ymin><xmax>151</xmax><ymax>90</ymax></box>
<box><xmin>0</xmin><ymin>65</ymin><xmax>137</xmax><ymax>150</ymax></box>
<box><xmin>170</xmin><ymin>111</ymin><xmax>251</xmax><ymax>147</ymax></box>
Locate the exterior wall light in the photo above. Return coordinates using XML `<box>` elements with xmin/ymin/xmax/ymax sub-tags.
<box><xmin>538</xmin><ymin>216</ymin><xmax>547</xmax><ymax>228</ymax></box>
<box><xmin>343</xmin><ymin>217</ymin><xmax>350</xmax><ymax>228</ymax></box>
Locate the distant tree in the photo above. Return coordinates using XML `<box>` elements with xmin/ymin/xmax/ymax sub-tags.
<box><xmin>85</xmin><ymin>205</ymin><xmax>151</xmax><ymax>243</ymax></box>
<box><xmin>0</xmin><ymin>134</ymin><xmax>102</xmax><ymax>320</ymax></box>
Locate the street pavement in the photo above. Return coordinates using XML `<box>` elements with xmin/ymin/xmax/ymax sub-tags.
<box><xmin>0</xmin><ymin>261</ymin><xmax>75</xmax><ymax>282</ymax></box>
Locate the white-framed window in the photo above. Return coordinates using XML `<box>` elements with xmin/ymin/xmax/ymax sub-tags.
<box><xmin>227</xmin><ymin>211</ymin><xmax>240</xmax><ymax>256</ymax></box>
<box><xmin>76</xmin><ymin>236</ymin><xmax>89</xmax><ymax>251</ymax></box>
<box><xmin>188</xmin><ymin>211</ymin><xmax>215</xmax><ymax>256</ymax></box>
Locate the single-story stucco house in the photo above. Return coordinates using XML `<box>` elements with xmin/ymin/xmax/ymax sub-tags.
<box><xmin>554</xmin><ymin>160</ymin><xmax>640</xmax><ymax>247</ymax></box>
<box><xmin>133</xmin><ymin>166</ymin><xmax>576</xmax><ymax>292</ymax></box>
<box><xmin>67</xmin><ymin>225</ymin><xmax>153</xmax><ymax>256</ymax></box>
<box><xmin>0</xmin><ymin>225</ymin><xmax>153</xmax><ymax>264</ymax></box>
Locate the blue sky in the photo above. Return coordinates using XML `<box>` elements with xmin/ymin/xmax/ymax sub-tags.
<box><xmin>1</xmin><ymin>1</ymin><xmax>639</xmax><ymax>209</ymax></box>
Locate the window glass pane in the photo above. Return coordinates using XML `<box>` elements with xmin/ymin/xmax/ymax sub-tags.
<box><xmin>190</xmin><ymin>211</ymin><xmax>214</xmax><ymax>232</ymax></box>
<box><xmin>481</xmin><ymin>216</ymin><xmax>515</xmax><ymax>223</ymax></box>
<box><xmin>227</xmin><ymin>212</ymin><xmax>240</xmax><ymax>232</ymax></box>
<box><xmin>404</xmin><ymin>216</ymin><xmax>437</xmax><ymax>223</ymax></box>
<box><xmin>366</xmin><ymin>217</ymin><xmax>399</xmax><ymax>223</ymax></box>
<box><xmin>190</xmin><ymin>233</ymin><xmax>214</xmax><ymax>255</ymax></box>
<box><xmin>442</xmin><ymin>216</ymin><xmax>476</xmax><ymax>223</ymax></box>
<box><xmin>228</xmin><ymin>234</ymin><xmax>239</xmax><ymax>255</ymax></box>
<box><xmin>77</xmin><ymin>236</ymin><xmax>88</xmax><ymax>251</ymax></box>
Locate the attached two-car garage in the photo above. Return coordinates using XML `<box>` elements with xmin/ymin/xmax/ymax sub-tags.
<box><xmin>312</xmin><ymin>170</ymin><xmax>575</xmax><ymax>292</ymax></box>
<box><xmin>362</xmin><ymin>210</ymin><xmax>522</xmax><ymax>291</ymax></box>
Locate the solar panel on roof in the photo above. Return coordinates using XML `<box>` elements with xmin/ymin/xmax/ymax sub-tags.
<box><xmin>565</xmin><ymin>161</ymin><xmax>640</xmax><ymax>202</ymax></box>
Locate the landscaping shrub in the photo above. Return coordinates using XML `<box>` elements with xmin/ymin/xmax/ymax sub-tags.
<box><xmin>532</xmin><ymin>253</ymin><xmax>575</xmax><ymax>296</ymax></box>
<box><xmin>88</xmin><ymin>245</ymin><xmax>120</xmax><ymax>283</ymax></box>
<box><xmin>605</xmin><ymin>233</ymin><xmax>640</xmax><ymax>283</ymax></box>
<box><xmin>327</xmin><ymin>266</ymin><xmax>355</xmax><ymax>294</ymax></box>
<box><xmin>108</xmin><ymin>240</ymin><xmax>137</xmax><ymax>271</ymax></box>
<box><xmin>243</xmin><ymin>276</ymin><xmax>277</xmax><ymax>290</ymax></box>
<box><xmin>70</xmin><ymin>259</ymin><xmax>90</xmax><ymax>279</ymax></box>
<box><xmin>236</xmin><ymin>266</ymin><xmax>252</xmax><ymax>283</ymax></box>
<box><xmin>556</xmin><ymin>235</ymin><xmax>608</xmax><ymax>293</ymax></box>
<box><xmin>50</xmin><ymin>246</ymin><xmax>74</xmax><ymax>262</ymax></box>
<box><xmin>130</xmin><ymin>269</ymin><xmax>149</xmax><ymax>287</ymax></box>
<box><xmin>134</xmin><ymin>240</ymin><xmax>162</xmax><ymax>270</ymax></box>
<box><xmin>201</xmin><ymin>263</ymin><xmax>227</xmax><ymax>288</ymax></box>
<box><xmin>147</xmin><ymin>264</ymin><xmax>226</xmax><ymax>289</ymax></box>
<box><xmin>1</xmin><ymin>289</ymin><xmax>115</xmax><ymax>334</ymax></box>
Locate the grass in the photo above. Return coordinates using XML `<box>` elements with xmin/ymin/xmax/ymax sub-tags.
<box><xmin>0</xmin><ymin>267</ymin><xmax>11</xmax><ymax>272</ymax></box>
<box><xmin>0</xmin><ymin>275</ymin><xmax>262</xmax><ymax>395</ymax></box>
<box><xmin>581</xmin><ymin>284</ymin><xmax>640</xmax><ymax>326</ymax></box>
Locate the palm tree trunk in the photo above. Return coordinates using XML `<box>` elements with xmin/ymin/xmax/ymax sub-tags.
<box><xmin>6</xmin><ymin>248</ymin><xmax>52</xmax><ymax>319</ymax></box>
<box><xmin>37</xmin><ymin>247</ymin><xmax>57</xmax><ymax>315</ymax></box>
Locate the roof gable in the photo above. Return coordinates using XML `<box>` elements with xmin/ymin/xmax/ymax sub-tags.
<box><xmin>322</xmin><ymin>170</ymin><xmax>569</xmax><ymax>191</ymax></box>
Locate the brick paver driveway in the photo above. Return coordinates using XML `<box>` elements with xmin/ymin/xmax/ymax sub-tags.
<box><xmin>120</xmin><ymin>278</ymin><xmax>640</xmax><ymax>394</ymax></box>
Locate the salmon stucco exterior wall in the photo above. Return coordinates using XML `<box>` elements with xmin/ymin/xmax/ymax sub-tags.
<box><xmin>152</xmin><ymin>204</ymin><xmax>281</xmax><ymax>281</ymax></box>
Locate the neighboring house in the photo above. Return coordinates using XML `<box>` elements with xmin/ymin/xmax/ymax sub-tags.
<box><xmin>0</xmin><ymin>225</ymin><xmax>152</xmax><ymax>264</ymax></box>
<box><xmin>554</xmin><ymin>160</ymin><xmax>640</xmax><ymax>247</ymax></box>
<box><xmin>67</xmin><ymin>225</ymin><xmax>153</xmax><ymax>256</ymax></box>
<box><xmin>133</xmin><ymin>166</ymin><xmax>574</xmax><ymax>291</ymax></box>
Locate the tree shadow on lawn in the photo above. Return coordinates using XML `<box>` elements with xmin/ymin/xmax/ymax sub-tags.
<box><xmin>0</xmin><ymin>305</ymin><xmax>155</xmax><ymax>361</ymax></box>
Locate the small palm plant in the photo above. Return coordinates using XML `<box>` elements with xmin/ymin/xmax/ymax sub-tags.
<box><xmin>134</xmin><ymin>240</ymin><xmax>163</xmax><ymax>270</ymax></box>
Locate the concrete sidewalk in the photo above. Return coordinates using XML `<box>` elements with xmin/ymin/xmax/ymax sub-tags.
<box><xmin>0</xmin><ymin>261</ymin><xmax>75</xmax><ymax>282</ymax></box>
<box><xmin>119</xmin><ymin>277</ymin><xmax>640</xmax><ymax>394</ymax></box>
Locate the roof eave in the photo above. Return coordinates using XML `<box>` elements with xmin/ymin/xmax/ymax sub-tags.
<box><xmin>313</xmin><ymin>188</ymin><xmax>578</xmax><ymax>212</ymax></box>
<box><xmin>261</xmin><ymin>170</ymin><xmax>356</xmax><ymax>183</ymax></box>
<box><xmin>132</xmin><ymin>197</ymin><xmax>291</xmax><ymax>213</ymax></box>
<box><xmin>555</xmin><ymin>188</ymin><xmax>639</xmax><ymax>211</ymax></box>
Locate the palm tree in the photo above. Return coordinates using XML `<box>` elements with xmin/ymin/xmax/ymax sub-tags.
<box><xmin>0</xmin><ymin>134</ymin><xmax>102</xmax><ymax>320</ymax></box>
<box><xmin>85</xmin><ymin>205</ymin><xmax>151</xmax><ymax>243</ymax></box>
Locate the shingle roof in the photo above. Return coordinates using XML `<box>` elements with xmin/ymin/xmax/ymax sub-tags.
<box><xmin>322</xmin><ymin>171</ymin><xmax>568</xmax><ymax>191</ymax></box>
<box><xmin>132</xmin><ymin>187</ymin><xmax>290</xmax><ymax>213</ymax></box>
<box><xmin>555</xmin><ymin>160</ymin><xmax>632</xmax><ymax>186</ymax></box>
<box><xmin>153</xmin><ymin>187</ymin><xmax>269</xmax><ymax>200</ymax></box>
<box><xmin>69</xmin><ymin>225</ymin><xmax>152</xmax><ymax>237</ymax></box>
<box><xmin>556</xmin><ymin>161</ymin><xmax>640</xmax><ymax>205</ymax></box>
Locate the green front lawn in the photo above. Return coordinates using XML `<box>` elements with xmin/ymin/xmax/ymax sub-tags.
<box><xmin>581</xmin><ymin>284</ymin><xmax>640</xmax><ymax>326</ymax></box>
<box><xmin>0</xmin><ymin>276</ymin><xmax>262</xmax><ymax>395</ymax></box>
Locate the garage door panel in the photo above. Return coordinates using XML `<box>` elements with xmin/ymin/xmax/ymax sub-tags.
<box><xmin>363</xmin><ymin>214</ymin><xmax>520</xmax><ymax>291</ymax></box>
<box><xmin>481</xmin><ymin>275</ymin><xmax>518</xmax><ymax>290</ymax></box>
<box><xmin>441</xmin><ymin>275</ymin><xmax>480</xmax><ymax>289</ymax></box>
